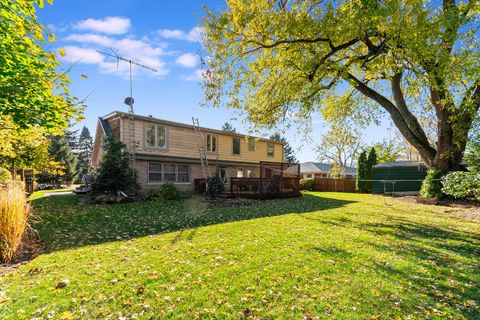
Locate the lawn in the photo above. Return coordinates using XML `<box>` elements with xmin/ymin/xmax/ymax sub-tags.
<box><xmin>1</xmin><ymin>192</ymin><xmax>479</xmax><ymax>319</ymax></box>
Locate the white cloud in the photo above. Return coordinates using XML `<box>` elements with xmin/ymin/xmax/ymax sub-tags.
<box><xmin>62</xmin><ymin>34</ymin><xmax>169</xmax><ymax>77</ymax></box>
<box><xmin>182</xmin><ymin>69</ymin><xmax>204</xmax><ymax>81</ymax></box>
<box><xmin>157</xmin><ymin>26</ymin><xmax>202</xmax><ymax>42</ymax></box>
<box><xmin>64</xmin><ymin>34</ymin><xmax>114</xmax><ymax>47</ymax></box>
<box><xmin>75</xmin><ymin>17</ymin><xmax>131</xmax><ymax>35</ymax></box>
<box><xmin>176</xmin><ymin>53</ymin><xmax>198</xmax><ymax>68</ymax></box>
<box><xmin>62</xmin><ymin>46</ymin><xmax>104</xmax><ymax>64</ymax></box>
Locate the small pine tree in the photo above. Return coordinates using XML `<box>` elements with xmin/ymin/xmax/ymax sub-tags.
<box><xmin>366</xmin><ymin>147</ymin><xmax>378</xmax><ymax>192</ymax></box>
<box><xmin>356</xmin><ymin>150</ymin><xmax>367</xmax><ymax>192</ymax></box>
<box><xmin>92</xmin><ymin>135</ymin><xmax>137</xmax><ymax>194</ymax></box>
<box><xmin>77</xmin><ymin>126</ymin><xmax>93</xmax><ymax>177</ymax></box>
<box><xmin>49</xmin><ymin>134</ymin><xmax>79</xmax><ymax>185</ymax></box>
<box><xmin>221</xmin><ymin>122</ymin><xmax>236</xmax><ymax>133</ymax></box>
<box><xmin>269</xmin><ymin>133</ymin><xmax>297</xmax><ymax>163</ymax></box>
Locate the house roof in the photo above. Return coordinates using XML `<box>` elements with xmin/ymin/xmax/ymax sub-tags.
<box><xmin>299</xmin><ymin>162</ymin><xmax>357</xmax><ymax>175</ymax></box>
<box><xmin>373</xmin><ymin>161</ymin><xmax>426</xmax><ymax>168</ymax></box>
<box><xmin>102</xmin><ymin>111</ymin><xmax>287</xmax><ymax>144</ymax></box>
<box><xmin>99</xmin><ymin>117</ymin><xmax>112</xmax><ymax>136</ymax></box>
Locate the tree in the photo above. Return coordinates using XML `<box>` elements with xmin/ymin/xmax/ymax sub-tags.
<box><xmin>356</xmin><ymin>150</ymin><xmax>368</xmax><ymax>193</ymax></box>
<box><xmin>373</xmin><ymin>140</ymin><xmax>404</xmax><ymax>163</ymax></box>
<box><xmin>269</xmin><ymin>133</ymin><xmax>297</xmax><ymax>163</ymax></box>
<box><xmin>329</xmin><ymin>162</ymin><xmax>345</xmax><ymax>179</ymax></box>
<box><xmin>49</xmin><ymin>134</ymin><xmax>78</xmax><ymax>185</ymax></box>
<box><xmin>92</xmin><ymin>136</ymin><xmax>137</xmax><ymax>194</ymax></box>
<box><xmin>76</xmin><ymin>126</ymin><xmax>93</xmax><ymax>177</ymax></box>
<box><xmin>0</xmin><ymin>116</ymin><xmax>51</xmax><ymax>175</ymax></box>
<box><xmin>316</xmin><ymin>127</ymin><xmax>362</xmax><ymax>167</ymax></box>
<box><xmin>0</xmin><ymin>0</ymin><xmax>84</xmax><ymax>133</ymax></box>
<box><xmin>221</xmin><ymin>122</ymin><xmax>236</xmax><ymax>133</ymax></box>
<box><xmin>202</xmin><ymin>0</ymin><xmax>480</xmax><ymax>174</ymax></box>
<box><xmin>366</xmin><ymin>147</ymin><xmax>378</xmax><ymax>192</ymax></box>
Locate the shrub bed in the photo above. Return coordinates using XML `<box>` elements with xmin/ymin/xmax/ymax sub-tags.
<box><xmin>300</xmin><ymin>178</ymin><xmax>314</xmax><ymax>191</ymax></box>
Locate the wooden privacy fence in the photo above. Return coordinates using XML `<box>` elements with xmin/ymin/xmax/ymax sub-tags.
<box><xmin>313</xmin><ymin>178</ymin><xmax>356</xmax><ymax>193</ymax></box>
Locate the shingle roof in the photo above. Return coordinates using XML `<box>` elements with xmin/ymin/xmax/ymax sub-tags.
<box><xmin>300</xmin><ymin>162</ymin><xmax>357</xmax><ymax>175</ymax></box>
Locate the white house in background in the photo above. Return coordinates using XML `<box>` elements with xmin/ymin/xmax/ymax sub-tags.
<box><xmin>296</xmin><ymin>162</ymin><xmax>357</xmax><ymax>179</ymax></box>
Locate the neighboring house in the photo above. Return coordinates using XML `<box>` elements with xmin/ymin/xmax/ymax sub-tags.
<box><xmin>295</xmin><ymin>162</ymin><xmax>357</xmax><ymax>179</ymax></box>
<box><xmin>92</xmin><ymin>111</ymin><xmax>286</xmax><ymax>191</ymax></box>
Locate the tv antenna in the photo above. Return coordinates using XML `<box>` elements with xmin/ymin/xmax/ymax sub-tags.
<box><xmin>96</xmin><ymin>48</ymin><xmax>158</xmax><ymax>170</ymax></box>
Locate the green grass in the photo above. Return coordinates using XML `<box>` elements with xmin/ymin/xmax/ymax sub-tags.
<box><xmin>1</xmin><ymin>192</ymin><xmax>479</xmax><ymax>319</ymax></box>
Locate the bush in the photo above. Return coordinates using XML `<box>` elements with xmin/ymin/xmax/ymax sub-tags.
<box><xmin>442</xmin><ymin>171</ymin><xmax>480</xmax><ymax>200</ymax></box>
<box><xmin>300</xmin><ymin>178</ymin><xmax>314</xmax><ymax>191</ymax></box>
<box><xmin>0</xmin><ymin>181</ymin><xmax>30</xmax><ymax>262</ymax></box>
<box><xmin>420</xmin><ymin>169</ymin><xmax>444</xmax><ymax>198</ymax></box>
<box><xmin>160</xmin><ymin>182</ymin><xmax>185</xmax><ymax>200</ymax></box>
<box><xmin>206</xmin><ymin>175</ymin><xmax>225</xmax><ymax>197</ymax></box>
<box><xmin>0</xmin><ymin>168</ymin><xmax>12</xmax><ymax>185</ymax></box>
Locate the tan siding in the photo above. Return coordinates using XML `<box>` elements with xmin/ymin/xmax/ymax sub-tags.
<box><xmin>122</xmin><ymin>117</ymin><xmax>284</xmax><ymax>163</ymax></box>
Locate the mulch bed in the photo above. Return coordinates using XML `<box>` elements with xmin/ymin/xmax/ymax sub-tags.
<box><xmin>0</xmin><ymin>230</ymin><xmax>45</xmax><ymax>276</ymax></box>
<box><xmin>398</xmin><ymin>196</ymin><xmax>480</xmax><ymax>221</ymax></box>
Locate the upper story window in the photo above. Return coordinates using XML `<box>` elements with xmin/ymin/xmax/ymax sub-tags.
<box><xmin>145</xmin><ymin>124</ymin><xmax>167</xmax><ymax>148</ymax></box>
<box><xmin>248</xmin><ymin>139</ymin><xmax>255</xmax><ymax>152</ymax></box>
<box><xmin>267</xmin><ymin>143</ymin><xmax>275</xmax><ymax>157</ymax></box>
<box><xmin>232</xmin><ymin>137</ymin><xmax>241</xmax><ymax>155</ymax></box>
<box><xmin>206</xmin><ymin>133</ymin><xmax>217</xmax><ymax>152</ymax></box>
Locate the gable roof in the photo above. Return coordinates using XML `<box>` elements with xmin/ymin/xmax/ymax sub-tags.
<box><xmin>300</xmin><ymin>162</ymin><xmax>357</xmax><ymax>175</ymax></box>
<box><xmin>101</xmin><ymin>111</ymin><xmax>286</xmax><ymax>144</ymax></box>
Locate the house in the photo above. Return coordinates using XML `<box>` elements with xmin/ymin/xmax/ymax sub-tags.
<box><xmin>92</xmin><ymin>111</ymin><xmax>299</xmax><ymax>196</ymax></box>
<box><xmin>295</xmin><ymin>162</ymin><xmax>357</xmax><ymax>179</ymax></box>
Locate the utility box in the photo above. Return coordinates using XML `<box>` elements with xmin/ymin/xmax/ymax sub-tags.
<box><xmin>372</xmin><ymin>161</ymin><xmax>428</xmax><ymax>195</ymax></box>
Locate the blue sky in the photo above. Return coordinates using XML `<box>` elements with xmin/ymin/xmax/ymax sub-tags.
<box><xmin>37</xmin><ymin>0</ymin><xmax>390</xmax><ymax>162</ymax></box>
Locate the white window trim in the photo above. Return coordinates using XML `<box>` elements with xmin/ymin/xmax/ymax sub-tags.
<box><xmin>147</xmin><ymin>162</ymin><xmax>190</xmax><ymax>183</ymax></box>
<box><xmin>206</xmin><ymin>133</ymin><xmax>217</xmax><ymax>153</ymax></box>
<box><xmin>267</xmin><ymin>143</ymin><xmax>275</xmax><ymax>157</ymax></box>
<box><xmin>232</xmin><ymin>137</ymin><xmax>241</xmax><ymax>156</ymax></box>
<box><xmin>145</xmin><ymin>124</ymin><xmax>168</xmax><ymax>149</ymax></box>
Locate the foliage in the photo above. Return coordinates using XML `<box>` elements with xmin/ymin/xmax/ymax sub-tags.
<box><xmin>158</xmin><ymin>182</ymin><xmax>185</xmax><ymax>200</ymax></box>
<box><xmin>299</xmin><ymin>178</ymin><xmax>314</xmax><ymax>191</ymax></box>
<box><xmin>92</xmin><ymin>136</ymin><xmax>137</xmax><ymax>194</ymax></box>
<box><xmin>0</xmin><ymin>116</ymin><xmax>51</xmax><ymax>171</ymax></box>
<box><xmin>0</xmin><ymin>0</ymin><xmax>83</xmax><ymax>133</ymax></box>
<box><xmin>202</xmin><ymin>0</ymin><xmax>480</xmax><ymax>173</ymax></box>
<box><xmin>206</xmin><ymin>175</ymin><xmax>225</xmax><ymax>197</ymax></box>
<box><xmin>48</xmin><ymin>134</ymin><xmax>78</xmax><ymax>185</ymax></box>
<box><xmin>420</xmin><ymin>169</ymin><xmax>444</xmax><ymax>199</ymax></box>
<box><xmin>356</xmin><ymin>150</ymin><xmax>368</xmax><ymax>193</ymax></box>
<box><xmin>269</xmin><ymin>133</ymin><xmax>297</xmax><ymax>163</ymax></box>
<box><xmin>463</xmin><ymin>141</ymin><xmax>480</xmax><ymax>172</ymax></box>
<box><xmin>221</xmin><ymin>122</ymin><xmax>236</xmax><ymax>133</ymax></box>
<box><xmin>0</xmin><ymin>167</ymin><xmax>12</xmax><ymax>185</ymax></box>
<box><xmin>373</xmin><ymin>140</ymin><xmax>403</xmax><ymax>163</ymax></box>
<box><xmin>365</xmin><ymin>147</ymin><xmax>378</xmax><ymax>193</ymax></box>
<box><xmin>75</xmin><ymin>126</ymin><xmax>93</xmax><ymax>178</ymax></box>
<box><xmin>0</xmin><ymin>181</ymin><xmax>29</xmax><ymax>262</ymax></box>
<box><xmin>2</xmin><ymin>192</ymin><xmax>479</xmax><ymax>318</ymax></box>
<box><xmin>442</xmin><ymin>171</ymin><xmax>480</xmax><ymax>200</ymax></box>
<box><xmin>329</xmin><ymin>162</ymin><xmax>345</xmax><ymax>179</ymax></box>
<box><xmin>316</xmin><ymin>126</ymin><xmax>361</xmax><ymax>167</ymax></box>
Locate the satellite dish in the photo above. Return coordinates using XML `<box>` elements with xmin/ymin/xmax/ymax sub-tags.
<box><xmin>124</xmin><ymin>97</ymin><xmax>134</xmax><ymax>106</ymax></box>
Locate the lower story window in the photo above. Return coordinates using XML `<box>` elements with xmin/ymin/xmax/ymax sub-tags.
<box><xmin>237</xmin><ymin>167</ymin><xmax>244</xmax><ymax>178</ymax></box>
<box><xmin>148</xmin><ymin>163</ymin><xmax>190</xmax><ymax>182</ymax></box>
<box><xmin>246</xmin><ymin>168</ymin><xmax>254</xmax><ymax>178</ymax></box>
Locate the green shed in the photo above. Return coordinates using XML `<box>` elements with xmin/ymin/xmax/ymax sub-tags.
<box><xmin>372</xmin><ymin>161</ymin><xmax>428</xmax><ymax>195</ymax></box>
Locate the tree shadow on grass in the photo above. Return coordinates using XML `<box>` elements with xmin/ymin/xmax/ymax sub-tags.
<box><xmin>30</xmin><ymin>193</ymin><xmax>355</xmax><ymax>252</ymax></box>
<box><xmin>357</xmin><ymin>218</ymin><xmax>480</xmax><ymax>319</ymax></box>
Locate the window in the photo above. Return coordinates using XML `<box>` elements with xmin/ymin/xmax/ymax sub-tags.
<box><xmin>163</xmin><ymin>163</ymin><xmax>176</xmax><ymax>181</ymax></box>
<box><xmin>206</xmin><ymin>134</ymin><xmax>217</xmax><ymax>152</ymax></box>
<box><xmin>219</xmin><ymin>167</ymin><xmax>229</xmax><ymax>183</ymax></box>
<box><xmin>246</xmin><ymin>168</ymin><xmax>254</xmax><ymax>178</ymax></box>
<box><xmin>248</xmin><ymin>139</ymin><xmax>255</xmax><ymax>151</ymax></box>
<box><xmin>232</xmin><ymin>137</ymin><xmax>241</xmax><ymax>155</ymax></box>
<box><xmin>148</xmin><ymin>163</ymin><xmax>190</xmax><ymax>182</ymax></box>
<box><xmin>178</xmin><ymin>164</ymin><xmax>189</xmax><ymax>182</ymax></box>
<box><xmin>237</xmin><ymin>167</ymin><xmax>244</xmax><ymax>177</ymax></box>
<box><xmin>267</xmin><ymin>143</ymin><xmax>275</xmax><ymax>157</ymax></box>
<box><xmin>145</xmin><ymin>124</ymin><xmax>167</xmax><ymax>148</ymax></box>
